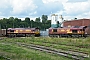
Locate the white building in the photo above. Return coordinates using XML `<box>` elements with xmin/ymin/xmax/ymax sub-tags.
<box><xmin>51</xmin><ymin>14</ymin><xmax>63</xmax><ymax>28</ymax></box>
<box><xmin>51</xmin><ymin>14</ymin><xmax>58</xmax><ymax>28</ymax></box>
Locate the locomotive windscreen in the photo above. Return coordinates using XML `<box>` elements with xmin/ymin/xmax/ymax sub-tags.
<box><xmin>72</xmin><ymin>30</ymin><xmax>77</xmax><ymax>33</ymax></box>
<box><xmin>10</xmin><ymin>30</ymin><xmax>14</xmax><ymax>32</ymax></box>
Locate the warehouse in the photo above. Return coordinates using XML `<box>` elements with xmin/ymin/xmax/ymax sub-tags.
<box><xmin>63</xmin><ymin>19</ymin><xmax>90</xmax><ymax>27</ymax></box>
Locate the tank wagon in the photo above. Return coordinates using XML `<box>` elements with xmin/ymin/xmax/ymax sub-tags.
<box><xmin>49</xmin><ymin>26</ymin><xmax>90</xmax><ymax>37</ymax></box>
<box><xmin>0</xmin><ymin>28</ymin><xmax>40</xmax><ymax>37</ymax></box>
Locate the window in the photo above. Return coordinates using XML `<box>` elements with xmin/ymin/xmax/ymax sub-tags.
<box><xmin>72</xmin><ymin>30</ymin><xmax>77</xmax><ymax>33</ymax></box>
<box><xmin>80</xmin><ymin>29</ymin><xmax>82</xmax><ymax>31</ymax></box>
<box><xmin>53</xmin><ymin>29</ymin><xmax>57</xmax><ymax>32</ymax></box>
<box><xmin>10</xmin><ymin>30</ymin><xmax>14</xmax><ymax>32</ymax></box>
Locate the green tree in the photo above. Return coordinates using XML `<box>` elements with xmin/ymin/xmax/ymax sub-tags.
<box><xmin>25</xmin><ymin>17</ymin><xmax>30</xmax><ymax>22</ymax></box>
<box><xmin>41</xmin><ymin>15</ymin><xmax>48</xmax><ymax>30</ymax></box>
<box><xmin>45</xmin><ymin>20</ymin><xmax>51</xmax><ymax>28</ymax></box>
<box><xmin>0</xmin><ymin>16</ymin><xmax>51</xmax><ymax>30</ymax></box>
<box><xmin>30</xmin><ymin>20</ymin><xmax>34</xmax><ymax>28</ymax></box>
<box><xmin>14</xmin><ymin>18</ymin><xmax>21</xmax><ymax>28</ymax></box>
<box><xmin>2</xmin><ymin>18</ymin><xmax>8</xmax><ymax>29</ymax></box>
<box><xmin>35</xmin><ymin>17</ymin><xmax>40</xmax><ymax>22</ymax></box>
<box><xmin>25</xmin><ymin>17</ymin><xmax>30</xmax><ymax>28</ymax></box>
<box><xmin>9</xmin><ymin>17</ymin><xmax>14</xmax><ymax>21</ymax></box>
<box><xmin>42</xmin><ymin>15</ymin><xmax>48</xmax><ymax>23</ymax></box>
<box><xmin>9</xmin><ymin>17</ymin><xmax>14</xmax><ymax>28</ymax></box>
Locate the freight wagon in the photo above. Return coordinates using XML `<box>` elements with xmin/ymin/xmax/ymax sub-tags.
<box><xmin>0</xmin><ymin>29</ymin><xmax>6</xmax><ymax>37</ymax></box>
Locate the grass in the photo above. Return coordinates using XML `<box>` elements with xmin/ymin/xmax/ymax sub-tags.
<box><xmin>3</xmin><ymin>37</ymin><xmax>90</xmax><ymax>52</ymax></box>
<box><xmin>0</xmin><ymin>43</ymin><xmax>72</xmax><ymax>60</ymax></box>
<box><xmin>0</xmin><ymin>56</ymin><xmax>6</xmax><ymax>60</ymax></box>
<box><xmin>0</xmin><ymin>37</ymin><xmax>90</xmax><ymax>60</ymax></box>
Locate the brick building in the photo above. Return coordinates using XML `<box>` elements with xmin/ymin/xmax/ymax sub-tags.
<box><xmin>63</xmin><ymin>19</ymin><xmax>90</xmax><ymax>27</ymax></box>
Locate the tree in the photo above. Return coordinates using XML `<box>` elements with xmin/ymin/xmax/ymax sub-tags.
<box><xmin>41</xmin><ymin>15</ymin><xmax>48</xmax><ymax>30</ymax></box>
<box><xmin>25</xmin><ymin>17</ymin><xmax>30</xmax><ymax>28</ymax></box>
<box><xmin>42</xmin><ymin>15</ymin><xmax>48</xmax><ymax>23</ymax></box>
<box><xmin>35</xmin><ymin>17</ymin><xmax>40</xmax><ymax>22</ymax></box>
<box><xmin>25</xmin><ymin>17</ymin><xmax>30</xmax><ymax>22</ymax></box>
<box><xmin>30</xmin><ymin>20</ymin><xmax>34</xmax><ymax>28</ymax></box>
<box><xmin>9</xmin><ymin>17</ymin><xmax>14</xmax><ymax>21</ymax></box>
<box><xmin>14</xmin><ymin>18</ymin><xmax>21</xmax><ymax>28</ymax></box>
<box><xmin>9</xmin><ymin>17</ymin><xmax>14</xmax><ymax>28</ymax></box>
<box><xmin>0</xmin><ymin>16</ymin><xmax>51</xmax><ymax>30</ymax></box>
<box><xmin>46</xmin><ymin>20</ymin><xmax>51</xmax><ymax>28</ymax></box>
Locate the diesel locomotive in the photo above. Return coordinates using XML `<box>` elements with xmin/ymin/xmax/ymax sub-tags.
<box><xmin>0</xmin><ymin>28</ymin><xmax>40</xmax><ymax>37</ymax></box>
<box><xmin>49</xmin><ymin>26</ymin><xmax>90</xmax><ymax>37</ymax></box>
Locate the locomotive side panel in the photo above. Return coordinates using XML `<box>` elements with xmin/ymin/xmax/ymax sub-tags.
<box><xmin>49</xmin><ymin>28</ymin><xmax>72</xmax><ymax>37</ymax></box>
<box><xmin>7</xmin><ymin>28</ymin><xmax>40</xmax><ymax>37</ymax></box>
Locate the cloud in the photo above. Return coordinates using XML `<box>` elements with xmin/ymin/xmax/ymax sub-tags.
<box><xmin>0</xmin><ymin>0</ymin><xmax>10</xmax><ymax>8</ymax></box>
<box><xmin>34</xmin><ymin>0</ymin><xmax>65</xmax><ymax>17</ymax></box>
<box><xmin>0</xmin><ymin>0</ymin><xmax>11</xmax><ymax>16</ymax></box>
<box><xmin>68</xmin><ymin>0</ymin><xmax>88</xmax><ymax>2</ymax></box>
<box><xmin>42</xmin><ymin>0</ymin><xmax>68</xmax><ymax>3</ymax></box>
<box><xmin>0</xmin><ymin>0</ymin><xmax>38</xmax><ymax>18</ymax></box>
<box><xmin>63</xmin><ymin>2</ymin><xmax>90</xmax><ymax>15</ymax></box>
<box><xmin>47</xmin><ymin>0</ymin><xmax>90</xmax><ymax>20</ymax></box>
<box><xmin>0</xmin><ymin>0</ymin><xmax>90</xmax><ymax>20</ymax></box>
<box><xmin>10</xmin><ymin>0</ymin><xmax>37</xmax><ymax>16</ymax></box>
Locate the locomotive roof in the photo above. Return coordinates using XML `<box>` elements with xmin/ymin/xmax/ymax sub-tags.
<box><xmin>49</xmin><ymin>26</ymin><xmax>87</xmax><ymax>29</ymax></box>
<box><xmin>8</xmin><ymin>28</ymin><xmax>37</xmax><ymax>30</ymax></box>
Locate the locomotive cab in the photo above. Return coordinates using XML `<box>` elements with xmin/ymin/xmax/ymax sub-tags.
<box><xmin>35</xmin><ymin>28</ymin><xmax>40</xmax><ymax>37</ymax></box>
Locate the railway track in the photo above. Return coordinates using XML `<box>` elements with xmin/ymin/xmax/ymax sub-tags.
<box><xmin>16</xmin><ymin>42</ymin><xmax>89</xmax><ymax>60</ymax></box>
<box><xmin>0</xmin><ymin>37</ymin><xmax>89</xmax><ymax>60</ymax></box>
<box><xmin>18</xmin><ymin>37</ymin><xmax>90</xmax><ymax>49</ymax></box>
<box><xmin>0</xmin><ymin>52</ymin><xmax>11</xmax><ymax>60</ymax></box>
<box><xmin>40</xmin><ymin>41</ymin><xmax>90</xmax><ymax>49</ymax></box>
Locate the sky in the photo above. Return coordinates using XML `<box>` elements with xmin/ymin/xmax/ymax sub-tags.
<box><xmin>0</xmin><ymin>0</ymin><xmax>90</xmax><ymax>20</ymax></box>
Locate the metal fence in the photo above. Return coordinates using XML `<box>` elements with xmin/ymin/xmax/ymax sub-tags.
<box><xmin>40</xmin><ymin>30</ymin><xmax>49</xmax><ymax>37</ymax></box>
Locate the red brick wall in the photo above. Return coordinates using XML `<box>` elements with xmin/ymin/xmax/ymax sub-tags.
<box><xmin>63</xmin><ymin>19</ymin><xmax>90</xmax><ymax>27</ymax></box>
